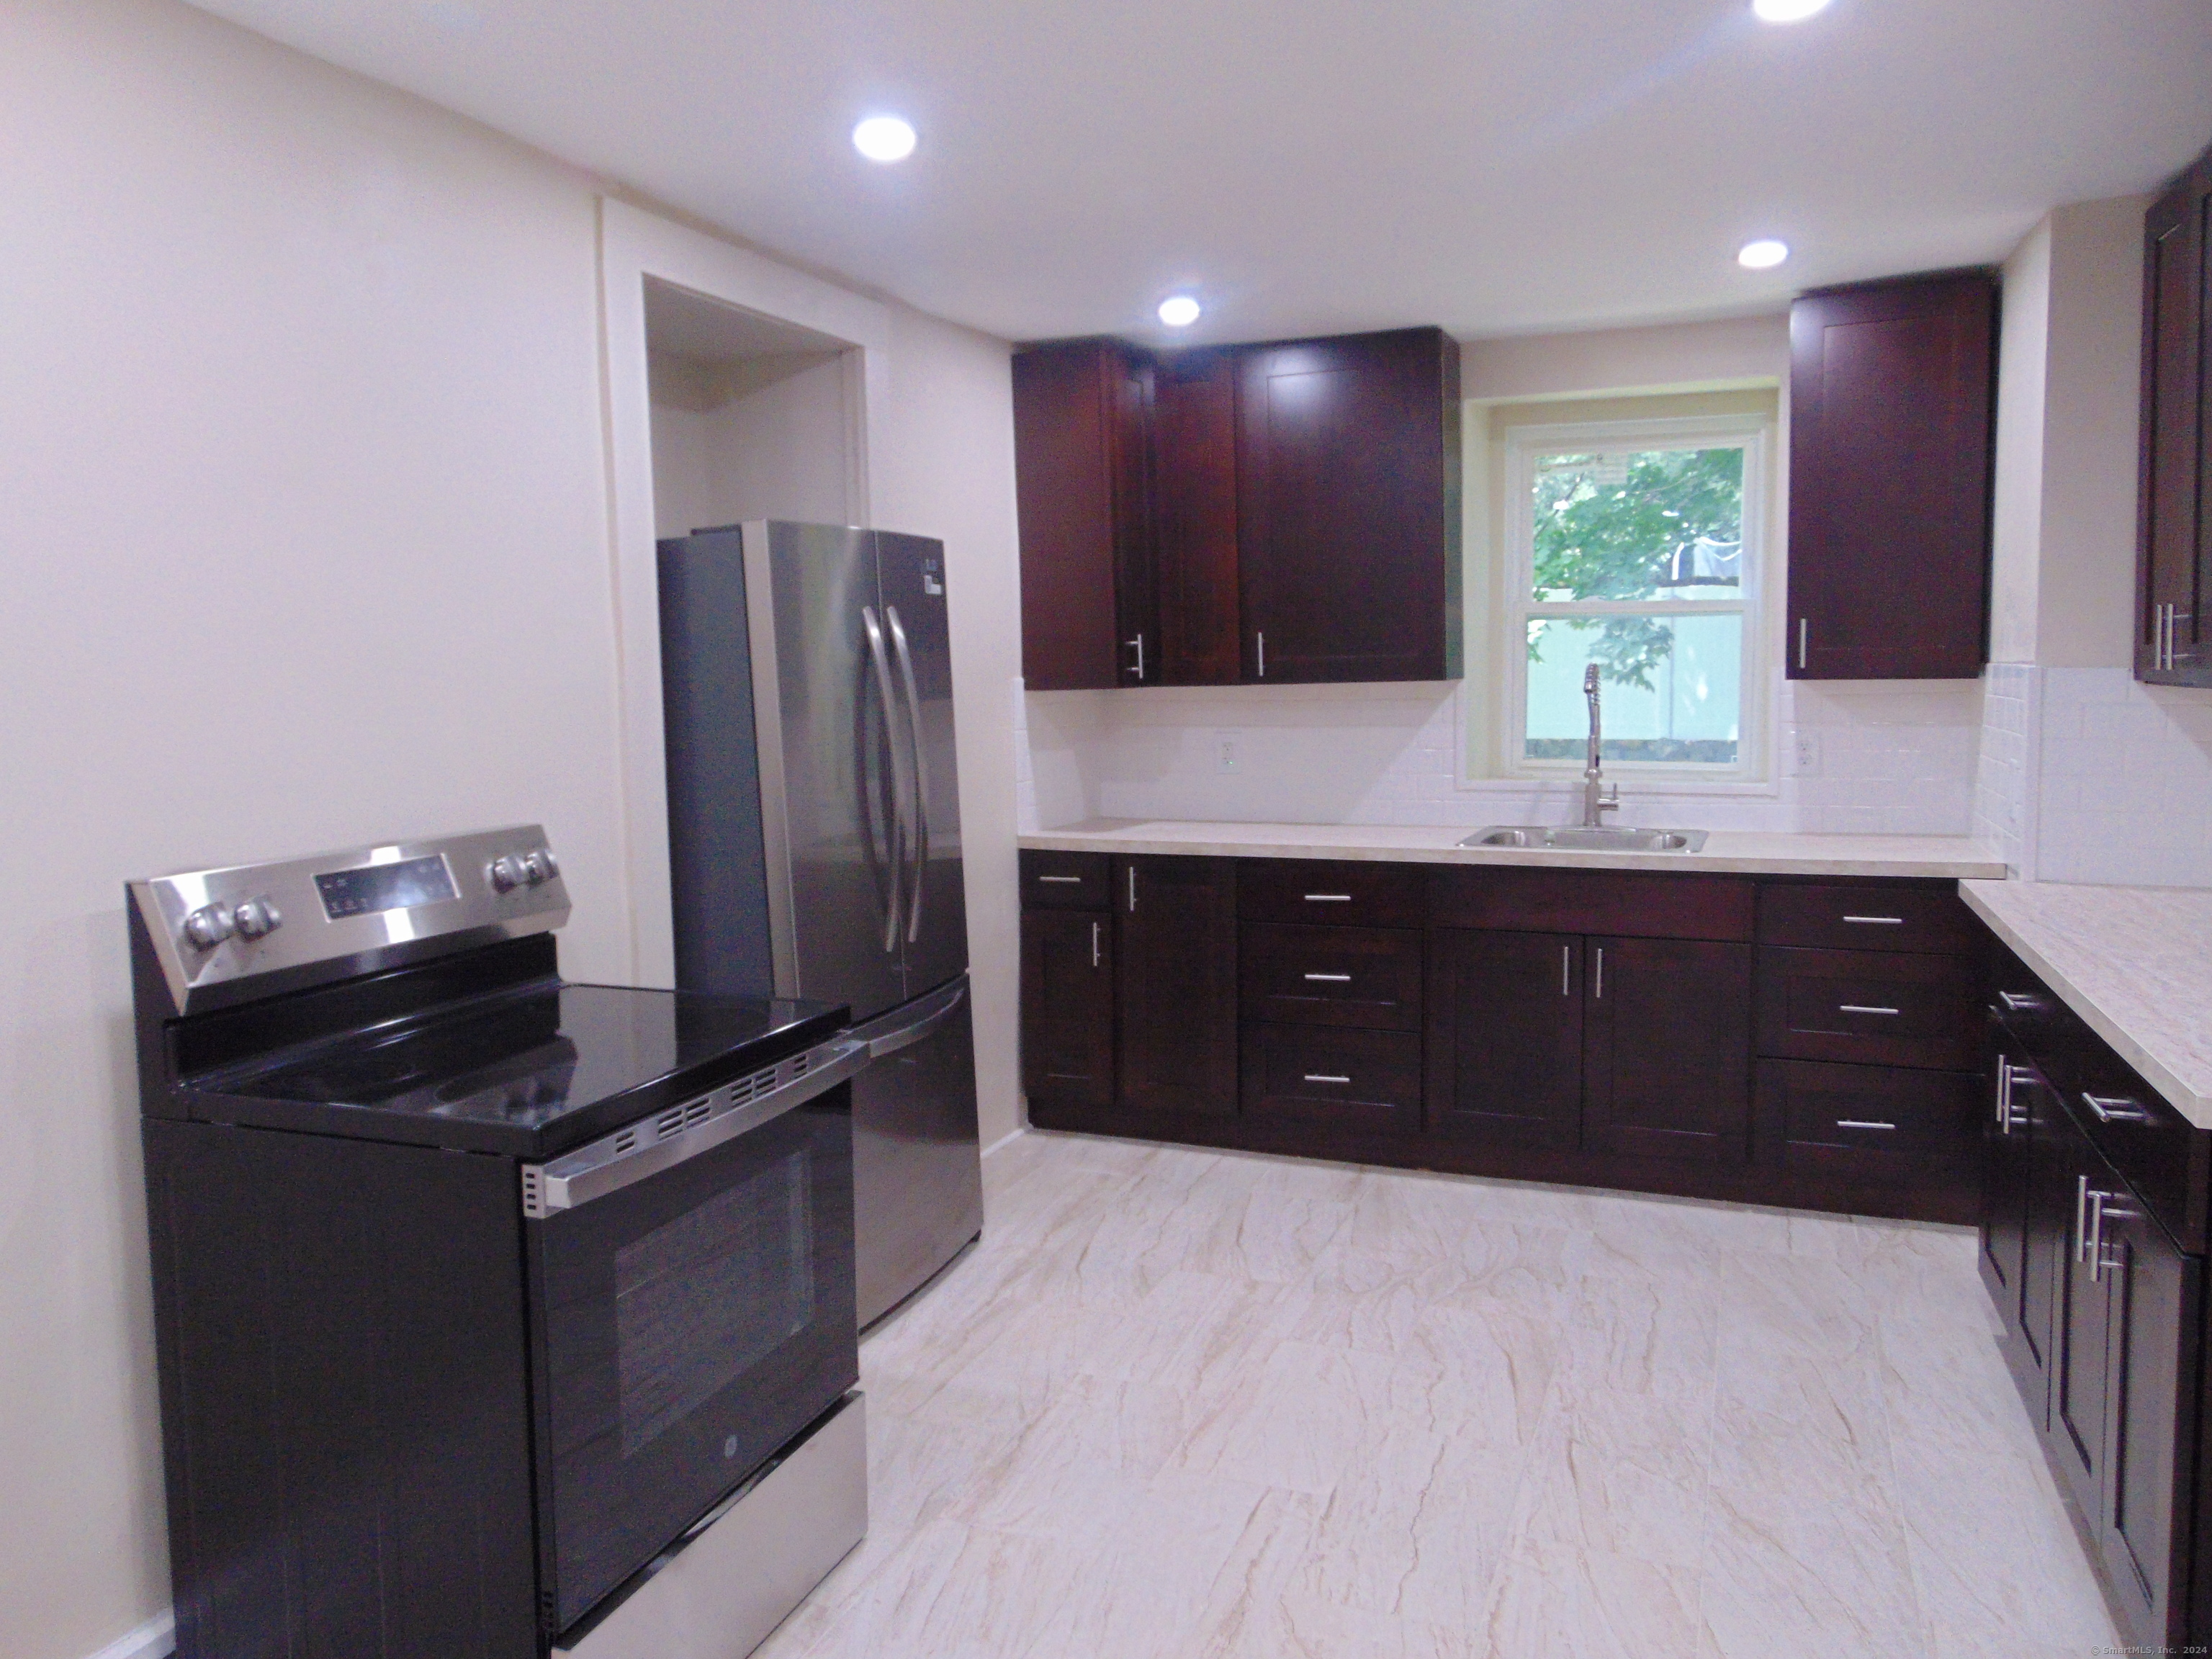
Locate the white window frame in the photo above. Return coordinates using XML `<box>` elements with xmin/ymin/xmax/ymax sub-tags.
<box><xmin>1494</xmin><ymin>412</ymin><xmax>1772</xmax><ymax>785</ymax></box>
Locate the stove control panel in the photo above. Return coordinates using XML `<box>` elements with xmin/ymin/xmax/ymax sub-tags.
<box><xmin>130</xmin><ymin>825</ymin><xmax>570</xmax><ymax>1016</ymax></box>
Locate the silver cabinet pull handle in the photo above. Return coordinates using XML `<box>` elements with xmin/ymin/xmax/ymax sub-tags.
<box><xmin>1303</xmin><ymin>1073</ymin><xmax>1351</xmax><ymax>1084</ymax></box>
<box><xmin>1561</xmin><ymin>944</ymin><xmax>1571</xmax><ymax>997</ymax></box>
<box><xmin>1091</xmin><ymin>921</ymin><xmax>1101</xmax><ymax>969</ymax></box>
<box><xmin>1128</xmin><ymin>866</ymin><xmax>1137</xmax><ymax>912</ymax></box>
<box><xmin>1037</xmin><ymin>874</ymin><xmax>1083</xmax><ymax>884</ymax></box>
<box><xmin>2075</xmin><ymin>1175</ymin><xmax>2091</xmax><ymax>1263</ymax></box>
<box><xmin>1836</xmin><ymin>1120</ymin><xmax>1896</xmax><ymax>1131</ymax></box>
<box><xmin>1593</xmin><ymin>946</ymin><xmax>1604</xmax><ymax>1000</ymax></box>
<box><xmin>2087</xmin><ymin>1188</ymin><xmax>2109</xmax><ymax>1283</ymax></box>
<box><xmin>1256</xmin><ymin>631</ymin><xmax>1266</xmax><ymax>678</ymax></box>
<box><xmin>1839</xmin><ymin>1004</ymin><xmax>1900</xmax><ymax>1016</ymax></box>
<box><xmin>1798</xmin><ymin>617</ymin><xmax>1808</xmax><ymax>670</ymax></box>
<box><xmin>1127</xmin><ymin>634</ymin><xmax>1146</xmax><ymax>680</ymax></box>
<box><xmin>1304</xmin><ymin>894</ymin><xmax>1352</xmax><ymax>902</ymax></box>
<box><xmin>1995</xmin><ymin>1057</ymin><xmax>2013</xmax><ymax>1133</ymax></box>
<box><xmin>1841</xmin><ymin>915</ymin><xmax>1905</xmax><ymax>925</ymax></box>
<box><xmin>1303</xmin><ymin>973</ymin><xmax>1352</xmax><ymax>983</ymax></box>
<box><xmin>885</xmin><ymin>605</ymin><xmax>929</xmax><ymax>945</ymax></box>
<box><xmin>2082</xmin><ymin>1093</ymin><xmax>2149</xmax><ymax>1124</ymax></box>
<box><xmin>1997</xmin><ymin>991</ymin><xmax>2043</xmax><ymax>1013</ymax></box>
<box><xmin>860</xmin><ymin>606</ymin><xmax>907</xmax><ymax>953</ymax></box>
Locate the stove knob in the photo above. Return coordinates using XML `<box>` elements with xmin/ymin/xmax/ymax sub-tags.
<box><xmin>181</xmin><ymin>903</ymin><xmax>236</xmax><ymax>950</ymax></box>
<box><xmin>523</xmin><ymin>850</ymin><xmax>562</xmax><ymax>886</ymax></box>
<box><xmin>537</xmin><ymin>848</ymin><xmax>559</xmax><ymax>881</ymax></box>
<box><xmin>488</xmin><ymin>855</ymin><xmax>525</xmax><ymax>893</ymax></box>
<box><xmin>233</xmin><ymin>896</ymin><xmax>283</xmax><ymax>940</ymax></box>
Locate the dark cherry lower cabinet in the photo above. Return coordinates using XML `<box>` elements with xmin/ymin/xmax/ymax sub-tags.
<box><xmin>1113</xmin><ymin>856</ymin><xmax>1238</xmax><ymax>1117</ymax></box>
<box><xmin>1982</xmin><ymin>953</ymin><xmax>2206</xmax><ymax>1650</ymax></box>
<box><xmin>1018</xmin><ymin>909</ymin><xmax>1114</xmax><ymax>1109</ymax></box>
<box><xmin>1583</xmin><ymin>938</ymin><xmax>1752</xmax><ymax>1163</ymax></box>
<box><xmin>1426</xmin><ymin>930</ymin><xmax>1583</xmax><ymax>1150</ymax></box>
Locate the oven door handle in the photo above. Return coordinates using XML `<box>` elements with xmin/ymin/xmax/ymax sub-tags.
<box><xmin>521</xmin><ymin>1036</ymin><xmax>869</xmax><ymax>1218</ymax></box>
<box><xmin>853</xmin><ymin>975</ymin><xmax>967</xmax><ymax>1061</ymax></box>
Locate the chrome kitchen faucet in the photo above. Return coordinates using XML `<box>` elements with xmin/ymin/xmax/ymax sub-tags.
<box><xmin>1582</xmin><ymin>663</ymin><xmax>1621</xmax><ymax>830</ymax></box>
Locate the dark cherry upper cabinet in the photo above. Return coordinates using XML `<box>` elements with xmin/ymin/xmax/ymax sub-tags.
<box><xmin>1019</xmin><ymin>909</ymin><xmax>1115</xmax><ymax>1110</ymax></box>
<box><xmin>1583</xmin><ymin>938</ymin><xmax>1754</xmax><ymax>1164</ymax></box>
<box><xmin>1114</xmin><ymin>856</ymin><xmax>1238</xmax><ymax>1116</ymax></box>
<box><xmin>1151</xmin><ymin>349</ymin><xmax>1244</xmax><ymax>685</ymax></box>
<box><xmin>1013</xmin><ymin>338</ymin><xmax>1156</xmax><ymax>690</ymax></box>
<box><xmin>1787</xmin><ymin>272</ymin><xmax>1997</xmax><ymax>680</ymax></box>
<box><xmin>2138</xmin><ymin>144</ymin><xmax>2212</xmax><ymax>686</ymax></box>
<box><xmin>1237</xmin><ymin>327</ymin><xmax>1462</xmax><ymax>684</ymax></box>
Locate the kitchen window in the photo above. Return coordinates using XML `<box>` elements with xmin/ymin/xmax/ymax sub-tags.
<box><xmin>1497</xmin><ymin>413</ymin><xmax>1771</xmax><ymax>781</ymax></box>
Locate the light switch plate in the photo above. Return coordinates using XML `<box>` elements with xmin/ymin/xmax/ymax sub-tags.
<box><xmin>1215</xmin><ymin>731</ymin><xmax>1241</xmax><ymax>775</ymax></box>
<box><xmin>1791</xmin><ymin>729</ymin><xmax>1822</xmax><ymax>775</ymax></box>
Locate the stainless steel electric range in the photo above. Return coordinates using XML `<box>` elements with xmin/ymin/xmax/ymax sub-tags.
<box><xmin>131</xmin><ymin>826</ymin><xmax>868</xmax><ymax>1659</ymax></box>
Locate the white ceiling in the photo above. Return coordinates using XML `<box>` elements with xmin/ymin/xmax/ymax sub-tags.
<box><xmin>189</xmin><ymin>0</ymin><xmax>2212</xmax><ymax>346</ymax></box>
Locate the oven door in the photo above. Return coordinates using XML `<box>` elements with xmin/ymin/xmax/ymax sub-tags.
<box><xmin>523</xmin><ymin>1048</ymin><xmax>863</xmax><ymax>1639</ymax></box>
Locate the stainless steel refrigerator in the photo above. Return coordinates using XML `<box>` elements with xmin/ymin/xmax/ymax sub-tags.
<box><xmin>657</xmin><ymin>521</ymin><xmax>981</xmax><ymax>1328</ymax></box>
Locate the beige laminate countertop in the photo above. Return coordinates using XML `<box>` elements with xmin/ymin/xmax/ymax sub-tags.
<box><xmin>1019</xmin><ymin>817</ymin><xmax>2009</xmax><ymax>878</ymax></box>
<box><xmin>1961</xmin><ymin>881</ymin><xmax>2212</xmax><ymax>1128</ymax></box>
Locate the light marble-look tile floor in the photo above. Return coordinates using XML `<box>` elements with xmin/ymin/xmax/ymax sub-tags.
<box><xmin>759</xmin><ymin>1131</ymin><xmax>2121</xmax><ymax>1659</ymax></box>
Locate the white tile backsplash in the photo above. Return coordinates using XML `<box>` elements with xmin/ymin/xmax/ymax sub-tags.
<box><xmin>2035</xmin><ymin>668</ymin><xmax>2212</xmax><ymax>886</ymax></box>
<box><xmin>1021</xmin><ymin>677</ymin><xmax>1984</xmax><ymax>836</ymax></box>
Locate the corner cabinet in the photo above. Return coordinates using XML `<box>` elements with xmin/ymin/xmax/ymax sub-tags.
<box><xmin>1787</xmin><ymin>271</ymin><xmax>1997</xmax><ymax>680</ymax></box>
<box><xmin>1013</xmin><ymin>326</ymin><xmax>1462</xmax><ymax>690</ymax></box>
<box><xmin>2139</xmin><ymin>141</ymin><xmax>2212</xmax><ymax>687</ymax></box>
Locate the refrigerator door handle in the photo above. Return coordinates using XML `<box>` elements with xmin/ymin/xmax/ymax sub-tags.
<box><xmin>860</xmin><ymin>605</ymin><xmax>908</xmax><ymax>953</ymax></box>
<box><xmin>885</xmin><ymin>605</ymin><xmax>930</xmax><ymax>945</ymax></box>
<box><xmin>856</xmin><ymin>975</ymin><xmax>968</xmax><ymax>1060</ymax></box>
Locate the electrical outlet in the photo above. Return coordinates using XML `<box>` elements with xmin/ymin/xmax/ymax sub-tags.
<box><xmin>1791</xmin><ymin>730</ymin><xmax>1822</xmax><ymax>775</ymax></box>
<box><xmin>1215</xmin><ymin>732</ymin><xmax>1241</xmax><ymax>775</ymax></box>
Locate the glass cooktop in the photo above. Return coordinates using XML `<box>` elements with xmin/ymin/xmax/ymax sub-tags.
<box><xmin>201</xmin><ymin>981</ymin><xmax>843</xmax><ymax>1151</ymax></box>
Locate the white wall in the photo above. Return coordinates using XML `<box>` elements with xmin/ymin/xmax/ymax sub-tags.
<box><xmin>648</xmin><ymin>351</ymin><xmax>860</xmax><ymax>539</ymax></box>
<box><xmin>1977</xmin><ymin>194</ymin><xmax>2212</xmax><ymax>887</ymax></box>
<box><xmin>0</xmin><ymin>4</ymin><xmax>1022</xmax><ymax>1655</ymax></box>
<box><xmin>1023</xmin><ymin>312</ymin><xmax>1986</xmax><ymax>839</ymax></box>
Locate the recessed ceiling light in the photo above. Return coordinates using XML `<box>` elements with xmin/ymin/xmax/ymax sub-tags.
<box><xmin>1752</xmin><ymin>0</ymin><xmax>1831</xmax><ymax>21</ymax></box>
<box><xmin>1157</xmin><ymin>295</ymin><xmax>1201</xmax><ymax>328</ymax></box>
<box><xmin>1737</xmin><ymin>238</ymin><xmax>1791</xmax><ymax>270</ymax></box>
<box><xmin>852</xmin><ymin>116</ymin><xmax>917</xmax><ymax>163</ymax></box>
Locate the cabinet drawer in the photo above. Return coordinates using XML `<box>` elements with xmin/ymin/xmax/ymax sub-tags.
<box><xmin>1429</xmin><ymin>866</ymin><xmax>1754</xmax><ymax>942</ymax></box>
<box><xmin>1238</xmin><ymin>859</ymin><xmax>1426</xmax><ymax>928</ymax></box>
<box><xmin>1758</xmin><ymin>882</ymin><xmax>1979</xmax><ymax>954</ymax></box>
<box><xmin>1241</xmin><ymin>923</ymin><xmax>1422</xmax><ymax>1030</ymax></box>
<box><xmin>1241</xmin><ymin>1023</ymin><xmax>1421</xmax><ymax>1134</ymax></box>
<box><xmin>1755</xmin><ymin>946</ymin><xmax>1981</xmax><ymax>1070</ymax></box>
<box><xmin>1019</xmin><ymin>850</ymin><xmax>1111</xmax><ymax>910</ymax></box>
<box><xmin>1753</xmin><ymin>1059</ymin><xmax>1980</xmax><ymax>1184</ymax></box>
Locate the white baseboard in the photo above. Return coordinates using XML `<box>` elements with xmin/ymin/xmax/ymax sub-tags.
<box><xmin>84</xmin><ymin>1611</ymin><xmax>173</xmax><ymax>1659</ymax></box>
<box><xmin>980</xmin><ymin>1125</ymin><xmax>1026</xmax><ymax>1159</ymax></box>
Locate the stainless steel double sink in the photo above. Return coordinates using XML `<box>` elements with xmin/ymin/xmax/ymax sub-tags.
<box><xmin>1459</xmin><ymin>825</ymin><xmax>1712</xmax><ymax>853</ymax></box>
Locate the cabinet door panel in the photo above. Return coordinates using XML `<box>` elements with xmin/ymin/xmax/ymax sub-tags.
<box><xmin>1788</xmin><ymin>273</ymin><xmax>1995</xmax><ymax>680</ymax></box>
<box><xmin>2050</xmin><ymin>1104</ymin><xmax>2113</xmax><ymax>1527</ymax></box>
<box><xmin>1980</xmin><ymin>1035</ymin><xmax>2036</xmax><ymax>1387</ymax></box>
<box><xmin>1019</xmin><ymin>910</ymin><xmax>1114</xmax><ymax>1108</ymax></box>
<box><xmin>1237</xmin><ymin>328</ymin><xmax>1460</xmax><ymax>684</ymax></box>
<box><xmin>2097</xmin><ymin>1192</ymin><xmax>2200</xmax><ymax>1648</ymax></box>
<box><xmin>1152</xmin><ymin>349</ymin><xmax>1242</xmax><ymax>685</ymax></box>
<box><xmin>1424</xmin><ymin>930</ymin><xmax>1582</xmax><ymax>1149</ymax></box>
<box><xmin>2140</xmin><ymin>177</ymin><xmax>2206</xmax><ymax>682</ymax></box>
<box><xmin>1583</xmin><ymin>938</ymin><xmax>1753</xmax><ymax>1164</ymax></box>
<box><xmin>1013</xmin><ymin>339</ymin><xmax>1154</xmax><ymax>690</ymax></box>
<box><xmin>1115</xmin><ymin>856</ymin><xmax>1238</xmax><ymax>1116</ymax></box>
